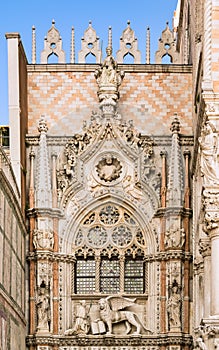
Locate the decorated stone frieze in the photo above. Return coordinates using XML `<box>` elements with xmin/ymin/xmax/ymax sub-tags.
<box><xmin>202</xmin><ymin>188</ymin><xmax>219</xmax><ymax>234</ymax></box>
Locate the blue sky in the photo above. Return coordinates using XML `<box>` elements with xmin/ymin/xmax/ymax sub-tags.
<box><xmin>0</xmin><ymin>0</ymin><xmax>178</xmax><ymax>125</ymax></box>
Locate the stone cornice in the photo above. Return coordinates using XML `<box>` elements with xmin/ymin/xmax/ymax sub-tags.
<box><xmin>26</xmin><ymin>207</ymin><xmax>63</xmax><ymax>218</ymax></box>
<box><xmin>27</xmin><ymin>252</ymin><xmax>76</xmax><ymax>263</ymax></box>
<box><xmin>26</xmin><ymin>333</ymin><xmax>193</xmax><ymax>347</ymax></box>
<box><xmin>26</xmin><ymin>134</ymin><xmax>193</xmax><ymax>147</ymax></box>
<box><xmin>27</xmin><ymin>63</ymin><xmax>192</xmax><ymax>74</ymax></box>
<box><xmin>155</xmin><ymin>206</ymin><xmax>192</xmax><ymax>218</ymax></box>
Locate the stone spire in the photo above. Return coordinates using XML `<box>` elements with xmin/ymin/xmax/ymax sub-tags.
<box><xmin>35</xmin><ymin>116</ymin><xmax>52</xmax><ymax>208</ymax></box>
<box><xmin>32</xmin><ymin>25</ymin><xmax>36</xmax><ymax>64</ymax></box>
<box><xmin>70</xmin><ymin>26</ymin><xmax>75</xmax><ymax>63</ymax></box>
<box><xmin>166</xmin><ymin>114</ymin><xmax>183</xmax><ymax>207</ymax></box>
<box><xmin>146</xmin><ymin>26</ymin><xmax>150</xmax><ymax>64</ymax></box>
<box><xmin>94</xmin><ymin>26</ymin><xmax>124</xmax><ymax>115</ymax></box>
<box><xmin>108</xmin><ymin>25</ymin><xmax>112</xmax><ymax>52</ymax></box>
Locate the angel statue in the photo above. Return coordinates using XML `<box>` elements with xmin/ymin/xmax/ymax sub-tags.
<box><xmin>98</xmin><ymin>295</ymin><xmax>152</xmax><ymax>335</ymax></box>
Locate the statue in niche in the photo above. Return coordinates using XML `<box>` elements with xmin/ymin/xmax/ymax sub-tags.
<box><xmin>33</xmin><ymin>229</ymin><xmax>54</xmax><ymax>250</ymax></box>
<box><xmin>98</xmin><ymin>296</ymin><xmax>152</xmax><ymax>335</ymax></box>
<box><xmin>65</xmin><ymin>300</ymin><xmax>90</xmax><ymax>335</ymax></box>
<box><xmin>36</xmin><ymin>284</ymin><xmax>50</xmax><ymax>332</ymax></box>
<box><xmin>96</xmin><ymin>155</ymin><xmax>122</xmax><ymax>182</ymax></box>
<box><xmin>167</xmin><ymin>283</ymin><xmax>181</xmax><ymax>330</ymax></box>
<box><xmin>199</xmin><ymin>121</ymin><xmax>219</xmax><ymax>186</ymax></box>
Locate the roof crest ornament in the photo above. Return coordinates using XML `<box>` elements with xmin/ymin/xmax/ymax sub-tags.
<box><xmin>78</xmin><ymin>21</ymin><xmax>101</xmax><ymax>63</ymax></box>
<box><xmin>40</xmin><ymin>19</ymin><xmax>65</xmax><ymax>63</ymax></box>
<box><xmin>94</xmin><ymin>26</ymin><xmax>125</xmax><ymax>116</ymax></box>
<box><xmin>116</xmin><ymin>20</ymin><xmax>141</xmax><ymax>63</ymax></box>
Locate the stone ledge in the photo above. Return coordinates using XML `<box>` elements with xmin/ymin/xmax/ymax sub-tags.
<box><xmin>27</xmin><ymin>63</ymin><xmax>193</xmax><ymax>74</ymax></box>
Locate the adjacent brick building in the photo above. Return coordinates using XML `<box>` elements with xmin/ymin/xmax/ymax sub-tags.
<box><xmin>1</xmin><ymin>1</ymin><xmax>219</xmax><ymax>349</ymax></box>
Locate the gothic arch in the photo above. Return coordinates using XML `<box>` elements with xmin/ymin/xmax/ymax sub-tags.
<box><xmin>60</xmin><ymin>193</ymin><xmax>158</xmax><ymax>255</ymax></box>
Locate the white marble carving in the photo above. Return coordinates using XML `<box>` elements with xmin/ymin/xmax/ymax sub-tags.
<box><xmin>194</xmin><ymin>337</ymin><xmax>208</xmax><ymax>350</ymax></box>
<box><xmin>199</xmin><ymin>121</ymin><xmax>219</xmax><ymax>186</ymax></box>
<box><xmin>33</xmin><ymin>229</ymin><xmax>54</xmax><ymax>250</ymax></box>
<box><xmin>65</xmin><ymin>300</ymin><xmax>90</xmax><ymax>335</ymax></box>
<box><xmin>36</xmin><ymin>286</ymin><xmax>50</xmax><ymax>333</ymax></box>
<box><xmin>98</xmin><ymin>296</ymin><xmax>151</xmax><ymax>335</ymax></box>
<box><xmin>164</xmin><ymin>227</ymin><xmax>185</xmax><ymax>249</ymax></box>
<box><xmin>167</xmin><ymin>284</ymin><xmax>181</xmax><ymax>331</ymax></box>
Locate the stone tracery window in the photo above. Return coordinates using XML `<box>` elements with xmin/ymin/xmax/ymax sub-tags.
<box><xmin>73</xmin><ymin>204</ymin><xmax>147</xmax><ymax>295</ymax></box>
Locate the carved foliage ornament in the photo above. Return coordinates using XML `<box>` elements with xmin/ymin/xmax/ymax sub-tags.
<box><xmin>203</xmin><ymin>189</ymin><xmax>219</xmax><ymax>233</ymax></box>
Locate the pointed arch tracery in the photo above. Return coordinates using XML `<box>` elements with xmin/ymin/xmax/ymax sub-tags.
<box><xmin>61</xmin><ymin>194</ymin><xmax>157</xmax><ymax>296</ymax></box>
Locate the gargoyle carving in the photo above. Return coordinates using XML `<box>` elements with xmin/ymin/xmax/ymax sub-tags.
<box><xmin>98</xmin><ymin>295</ymin><xmax>152</xmax><ymax>335</ymax></box>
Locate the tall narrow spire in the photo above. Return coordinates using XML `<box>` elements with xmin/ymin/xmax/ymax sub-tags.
<box><xmin>146</xmin><ymin>26</ymin><xmax>150</xmax><ymax>64</ymax></box>
<box><xmin>70</xmin><ymin>26</ymin><xmax>75</xmax><ymax>63</ymax></box>
<box><xmin>36</xmin><ymin>116</ymin><xmax>52</xmax><ymax>208</ymax></box>
<box><xmin>166</xmin><ymin>114</ymin><xmax>183</xmax><ymax>207</ymax></box>
<box><xmin>32</xmin><ymin>25</ymin><xmax>36</xmax><ymax>64</ymax></box>
<box><xmin>107</xmin><ymin>26</ymin><xmax>112</xmax><ymax>54</ymax></box>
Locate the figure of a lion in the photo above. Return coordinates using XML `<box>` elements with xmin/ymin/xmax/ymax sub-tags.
<box><xmin>98</xmin><ymin>296</ymin><xmax>152</xmax><ymax>335</ymax></box>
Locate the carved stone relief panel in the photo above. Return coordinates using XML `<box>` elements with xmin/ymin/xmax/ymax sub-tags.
<box><xmin>33</xmin><ymin>229</ymin><xmax>54</xmax><ymax>250</ymax></box>
<box><xmin>65</xmin><ymin>296</ymin><xmax>152</xmax><ymax>336</ymax></box>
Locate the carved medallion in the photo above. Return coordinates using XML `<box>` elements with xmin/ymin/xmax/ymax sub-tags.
<box><xmin>96</xmin><ymin>155</ymin><xmax>122</xmax><ymax>183</ymax></box>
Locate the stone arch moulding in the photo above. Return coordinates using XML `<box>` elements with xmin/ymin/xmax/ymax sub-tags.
<box><xmin>60</xmin><ymin>194</ymin><xmax>158</xmax><ymax>255</ymax></box>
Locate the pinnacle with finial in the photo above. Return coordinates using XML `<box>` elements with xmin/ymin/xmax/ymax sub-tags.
<box><xmin>107</xmin><ymin>26</ymin><xmax>112</xmax><ymax>55</ymax></box>
<box><xmin>171</xmin><ymin>113</ymin><xmax>180</xmax><ymax>134</ymax></box>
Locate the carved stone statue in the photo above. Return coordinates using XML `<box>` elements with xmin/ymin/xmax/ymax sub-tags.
<box><xmin>36</xmin><ymin>286</ymin><xmax>50</xmax><ymax>332</ymax></box>
<box><xmin>199</xmin><ymin>121</ymin><xmax>219</xmax><ymax>186</ymax></box>
<box><xmin>65</xmin><ymin>300</ymin><xmax>90</xmax><ymax>335</ymax></box>
<box><xmin>98</xmin><ymin>296</ymin><xmax>151</xmax><ymax>335</ymax></box>
<box><xmin>95</xmin><ymin>47</ymin><xmax>123</xmax><ymax>88</ymax></box>
<box><xmin>194</xmin><ymin>337</ymin><xmax>208</xmax><ymax>350</ymax></box>
<box><xmin>94</xmin><ymin>46</ymin><xmax>124</xmax><ymax>107</ymax></box>
<box><xmin>167</xmin><ymin>284</ymin><xmax>181</xmax><ymax>330</ymax></box>
<box><xmin>73</xmin><ymin>300</ymin><xmax>90</xmax><ymax>334</ymax></box>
